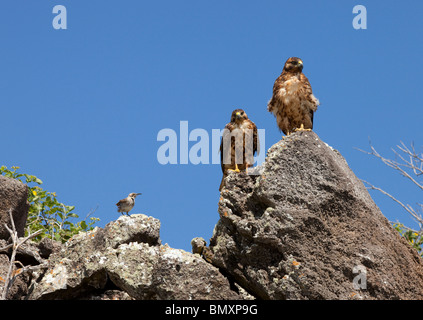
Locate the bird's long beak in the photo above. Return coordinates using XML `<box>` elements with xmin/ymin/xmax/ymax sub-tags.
<box><xmin>136</xmin><ymin>193</ymin><xmax>142</xmax><ymax>195</ymax></box>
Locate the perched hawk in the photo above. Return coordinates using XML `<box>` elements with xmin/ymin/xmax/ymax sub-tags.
<box><xmin>116</xmin><ymin>192</ymin><xmax>142</xmax><ymax>216</ymax></box>
<box><xmin>219</xmin><ymin>109</ymin><xmax>258</xmax><ymax>191</ymax></box>
<box><xmin>267</xmin><ymin>57</ymin><xmax>320</xmax><ymax>135</ymax></box>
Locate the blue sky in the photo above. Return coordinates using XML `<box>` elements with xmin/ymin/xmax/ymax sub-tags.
<box><xmin>1</xmin><ymin>1</ymin><xmax>422</xmax><ymax>251</ymax></box>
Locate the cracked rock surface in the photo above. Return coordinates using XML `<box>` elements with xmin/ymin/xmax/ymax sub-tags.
<box><xmin>210</xmin><ymin>131</ymin><xmax>423</xmax><ymax>299</ymax></box>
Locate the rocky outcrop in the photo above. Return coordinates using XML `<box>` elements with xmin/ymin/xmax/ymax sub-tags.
<box><xmin>25</xmin><ymin>214</ymin><xmax>240</xmax><ymax>300</ymax></box>
<box><xmin>2</xmin><ymin>131</ymin><xmax>423</xmax><ymax>300</ymax></box>
<box><xmin>0</xmin><ymin>175</ymin><xmax>29</xmax><ymax>239</ymax></box>
<box><xmin>210</xmin><ymin>131</ymin><xmax>423</xmax><ymax>299</ymax></box>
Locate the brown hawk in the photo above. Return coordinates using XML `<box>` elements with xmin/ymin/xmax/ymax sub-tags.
<box><xmin>267</xmin><ymin>57</ymin><xmax>320</xmax><ymax>135</ymax></box>
<box><xmin>219</xmin><ymin>109</ymin><xmax>258</xmax><ymax>191</ymax></box>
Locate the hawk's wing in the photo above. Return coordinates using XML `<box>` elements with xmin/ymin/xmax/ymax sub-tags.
<box><xmin>267</xmin><ymin>74</ymin><xmax>284</xmax><ymax>113</ymax></box>
<box><xmin>243</xmin><ymin>119</ymin><xmax>259</xmax><ymax>165</ymax></box>
<box><xmin>300</xmin><ymin>73</ymin><xmax>319</xmax><ymax>112</ymax></box>
<box><xmin>220</xmin><ymin>122</ymin><xmax>234</xmax><ymax>174</ymax></box>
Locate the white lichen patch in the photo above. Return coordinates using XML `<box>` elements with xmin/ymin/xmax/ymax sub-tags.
<box><xmin>161</xmin><ymin>247</ymin><xmax>185</xmax><ymax>263</ymax></box>
<box><xmin>45</xmin><ymin>264</ymin><xmax>68</xmax><ymax>290</ymax></box>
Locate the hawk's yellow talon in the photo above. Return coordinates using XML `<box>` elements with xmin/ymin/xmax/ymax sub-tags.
<box><xmin>228</xmin><ymin>164</ymin><xmax>241</xmax><ymax>173</ymax></box>
<box><xmin>228</xmin><ymin>163</ymin><xmax>241</xmax><ymax>173</ymax></box>
<box><xmin>294</xmin><ymin>124</ymin><xmax>312</xmax><ymax>132</ymax></box>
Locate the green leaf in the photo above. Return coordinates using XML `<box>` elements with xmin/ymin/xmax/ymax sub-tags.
<box><xmin>80</xmin><ymin>221</ymin><xmax>88</xmax><ymax>230</ymax></box>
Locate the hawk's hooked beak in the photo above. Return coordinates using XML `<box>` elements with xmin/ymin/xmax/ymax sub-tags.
<box><xmin>235</xmin><ymin>112</ymin><xmax>241</xmax><ymax>119</ymax></box>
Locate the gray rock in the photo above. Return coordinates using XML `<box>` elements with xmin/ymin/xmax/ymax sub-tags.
<box><xmin>152</xmin><ymin>244</ymin><xmax>236</xmax><ymax>299</ymax></box>
<box><xmin>191</xmin><ymin>237</ymin><xmax>207</xmax><ymax>255</ymax></box>
<box><xmin>80</xmin><ymin>289</ymin><xmax>134</xmax><ymax>300</ymax></box>
<box><xmin>0</xmin><ymin>176</ymin><xmax>29</xmax><ymax>239</ymax></box>
<box><xmin>105</xmin><ymin>241</ymin><xmax>159</xmax><ymax>299</ymax></box>
<box><xmin>96</xmin><ymin>213</ymin><xmax>161</xmax><ymax>249</ymax></box>
<box><xmin>26</xmin><ymin>214</ymin><xmax>240</xmax><ymax>300</ymax></box>
<box><xmin>210</xmin><ymin>131</ymin><xmax>423</xmax><ymax>299</ymax></box>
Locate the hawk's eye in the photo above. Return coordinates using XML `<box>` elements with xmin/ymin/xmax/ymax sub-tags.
<box><xmin>292</xmin><ymin>61</ymin><xmax>298</xmax><ymax>65</ymax></box>
<box><xmin>241</xmin><ymin>111</ymin><xmax>244</xmax><ymax>115</ymax></box>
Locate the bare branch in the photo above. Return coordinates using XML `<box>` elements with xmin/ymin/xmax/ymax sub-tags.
<box><xmin>357</xmin><ymin>141</ymin><xmax>423</xmax><ymax>191</ymax></box>
<box><xmin>18</xmin><ymin>263</ymin><xmax>48</xmax><ymax>275</ymax></box>
<box><xmin>398</xmin><ymin>142</ymin><xmax>423</xmax><ymax>177</ymax></box>
<box><xmin>361</xmin><ymin>179</ymin><xmax>423</xmax><ymax>230</ymax></box>
<box><xmin>0</xmin><ymin>243</ymin><xmax>13</xmax><ymax>252</ymax></box>
<box><xmin>84</xmin><ymin>205</ymin><xmax>99</xmax><ymax>221</ymax></box>
<box><xmin>8</xmin><ymin>209</ymin><xmax>16</xmax><ymax>237</ymax></box>
<box><xmin>1</xmin><ymin>209</ymin><xmax>44</xmax><ymax>300</ymax></box>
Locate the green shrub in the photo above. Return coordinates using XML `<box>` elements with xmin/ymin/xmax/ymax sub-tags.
<box><xmin>393</xmin><ymin>222</ymin><xmax>423</xmax><ymax>257</ymax></box>
<box><xmin>0</xmin><ymin>165</ymin><xmax>99</xmax><ymax>242</ymax></box>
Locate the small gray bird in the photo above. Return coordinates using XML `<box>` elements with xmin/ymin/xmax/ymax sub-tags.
<box><xmin>116</xmin><ymin>193</ymin><xmax>142</xmax><ymax>216</ymax></box>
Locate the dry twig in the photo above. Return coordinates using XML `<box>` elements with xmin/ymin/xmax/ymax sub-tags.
<box><xmin>0</xmin><ymin>209</ymin><xmax>43</xmax><ymax>300</ymax></box>
<box><xmin>358</xmin><ymin>141</ymin><xmax>423</xmax><ymax>231</ymax></box>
